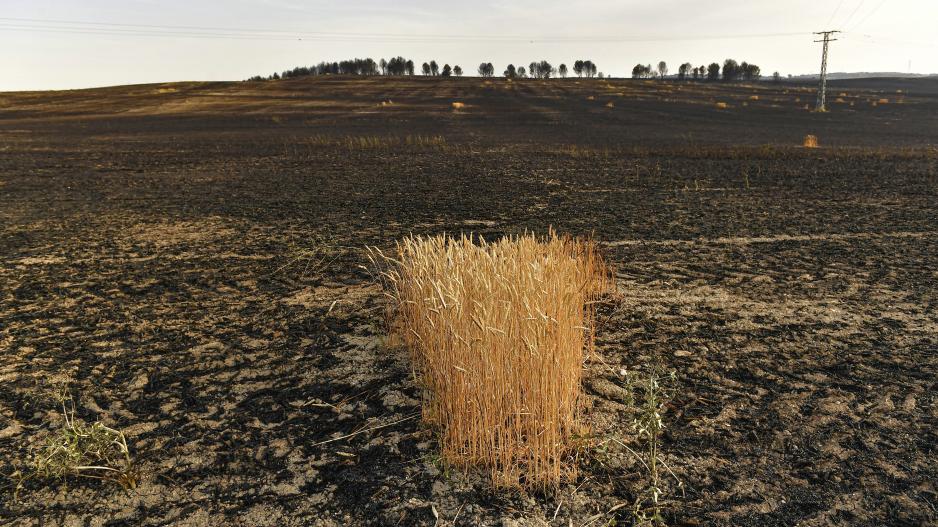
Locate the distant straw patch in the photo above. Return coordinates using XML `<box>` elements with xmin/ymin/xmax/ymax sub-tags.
<box><xmin>372</xmin><ymin>233</ymin><xmax>612</xmax><ymax>489</ymax></box>
<box><xmin>451</xmin><ymin>101</ymin><xmax>466</xmax><ymax>110</ymax></box>
<box><xmin>803</xmin><ymin>134</ymin><xmax>819</xmax><ymax>148</ymax></box>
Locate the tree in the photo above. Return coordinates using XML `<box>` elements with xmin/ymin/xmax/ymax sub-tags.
<box><xmin>529</xmin><ymin>60</ymin><xmax>553</xmax><ymax>79</ymax></box>
<box><xmin>379</xmin><ymin>58</ymin><xmax>388</xmax><ymax>75</ymax></box>
<box><xmin>574</xmin><ymin>60</ymin><xmax>598</xmax><ymax>78</ymax></box>
<box><xmin>772</xmin><ymin>71</ymin><xmax>781</xmax><ymax>83</ymax></box>
<box><xmin>422</xmin><ymin>62</ymin><xmax>431</xmax><ymax>76</ymax></box>
<box><xmin>386</xmin><ymin>56</ymin><xmax>410</xmax><ymax>75</ymax></box>
<box><xmin>722</xmin><ymin>59</ymin><xmax>740</xmax><ymax>82</ymax></box>
<box><xmin>453</xmin><ymin>65</ymin><xmax>463</xmax><ymax>77</ymax></box>
<box><xmin>430</xmin><ymin>60</ymin><xmax>440</xmax><ymax>76</ymax></box>
<box><xmin>477</xmin><ymin>63</ymin><xmax>494</xmax><ymax>77</ymax></box>
<box><xmin>678</xmin><ymin>62</ymin><xmax>692</xmax><ymax>81</ymax></box>
<box><xmin>441</xmin><ymin>64</ymin><xmax>452</xmax><ymax>77</ymax></box>
<box><xmin>707</xmin><ymin>62</ymin><xmax>721</xmax><ymax>81</ymax></box>
<box><xmin>632</xmin><ymin>63</ymin><xmax>652</xmax><ymax>78</ymax></box>
<box><xmin>517</xmin><ymin>66</ymin><xmax>527</xmax><ymax>78</ymax></box>
<box><xmin>742</xmin><ymin>63</ymin><xmax>761</xmax><ymax>82</ymax></box>
<box><xmin>559</xmin><ymin>64</ymin><xmax>568</xmax><ymax>78</ymax></box>
<box><xmin>692</xmin><ymin>66</ymin><xmax>700</xmax><ymax>80</ymax></box>
<box><xmin>504</xmin><ymin>64</ymin><xmax>517</xmax><ymax>78</ymax></box>
<box><xmin>657</xmin><ymin>61</ymin><xmax>668</xmax><ymax>79</ymax></box>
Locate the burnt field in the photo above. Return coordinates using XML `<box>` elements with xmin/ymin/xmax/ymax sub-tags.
<box><xmin>1</xmin><ymin>76</ymin><xmax>937</xmax><ymax>526</ymax></box>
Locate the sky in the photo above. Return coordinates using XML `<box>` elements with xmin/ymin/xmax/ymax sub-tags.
<box><xmin>2</xmin><ymin>0</ymin><xmax>937</xmax><ymax>91</ymax></box>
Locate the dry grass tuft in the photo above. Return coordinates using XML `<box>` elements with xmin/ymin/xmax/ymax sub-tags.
<box><xmin>605</xmin><ymin>101</ymin><xmax>615</xmax><ymax>108</ymax></box>
<box><xmin>372</xmin><ymin>232</ymin><xmax>612</xmax><ymax>489</ymax></box>
<box><xmin>877</xmin><ymin>98</ymin><xmax>889</xmax><ymax>104</ymax></box>
<box><xmin>451</xmin><ymin>101</ymin><xmax>466</xmax><ymax>110</ymax></box>
<box><xmin>748</xmin><ymin>95</ymin><xmax>760</xmax><ymax>101</ymax></box>
<box><xmin>715</xmin><ymin>102</ymin><xmax>728</xmax><ymax>109</ymax></box>
<box><xmin>803</xmin><ymin>135</ymin><xmax>819</xmax><ymax>148</ymax></box>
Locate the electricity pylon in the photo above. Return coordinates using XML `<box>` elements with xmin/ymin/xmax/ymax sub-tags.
<box><xmin>814</xmin><ymin>30</ymin><xmax>840</xmax><ymax>112</ymax></box>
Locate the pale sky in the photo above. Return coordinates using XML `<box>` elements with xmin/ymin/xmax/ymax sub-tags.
<box><xmin>2</xmin><ymin>0</ymin><xmax>936</xmax><ymax>91</ymax></box>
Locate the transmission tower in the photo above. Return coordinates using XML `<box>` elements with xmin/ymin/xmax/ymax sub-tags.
<box><xmin>814</xmin><ymin>30</ymin><xmax>840</xmax><ymax>112</ymax></box>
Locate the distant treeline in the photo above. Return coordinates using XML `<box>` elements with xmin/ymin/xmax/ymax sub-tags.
<box><xmin>248</xmin><ymin>57</ymin><xmax>602</xmax><ymax>81</ymax></box>
<box><xmin>632</xmin><ymin>60</ymin><xmax>772</xmax><ymax>82</ymax></box>
<box><xmin>249</xmin><ymin>57</ymin><xmax>777</xmax><ymax>82</ymax></box>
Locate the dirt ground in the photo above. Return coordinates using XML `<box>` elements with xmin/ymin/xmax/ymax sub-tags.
<box><xmin>1</xmin><ymin>76</ymin><xmax>937</xmax><ymax>526</ymax></box>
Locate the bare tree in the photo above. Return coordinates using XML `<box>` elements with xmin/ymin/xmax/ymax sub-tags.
<box><xmin>379</xmin><ymin>58</ymin><xmax>388</xmax><ymax>75</ymax></box>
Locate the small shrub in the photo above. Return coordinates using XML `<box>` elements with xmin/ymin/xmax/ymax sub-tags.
<box><xmin>14</xmin><ymin>384</ymin><xmax>135</xmax><ymax>497</ymax></box>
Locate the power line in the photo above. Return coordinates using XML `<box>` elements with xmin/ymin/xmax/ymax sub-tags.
<box><xmin>847</xmin><ymin>0</ymin><xmax>887</xmax><ymax>32</ymax></box>
<box><xmin>0</xmin><ymin>17</ymin><xmax>811</xmax><ymax>43</ymax></box>
<box><xmin>826</xmin><ymin>0</ymin><xmax>847</xmax><ymax>27</ymax></box>
<box><xmin>839</xmin><ymin>0</ymin><xmax>867</xmax><ymax>29</ymax></box>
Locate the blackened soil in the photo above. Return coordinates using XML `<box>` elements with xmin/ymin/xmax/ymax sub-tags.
<box><xmin>1</xmin><ymin>77</ymin><xmax>936</xmax><ymax>526</ymax></box>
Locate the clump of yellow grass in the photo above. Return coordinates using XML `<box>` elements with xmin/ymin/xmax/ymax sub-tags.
<box><xmin>373</xmin><ymin>233</ymin><xmax>611</xmax><ymax>489</ymax></box>
<box><xmin>803</xmin><ymin>134</ymin><xmax>819</xmax><ymax>148</ymax></box>
<box><xmin>715</xmin><ymin>102</ymin><xmax>728</xmax><ymax>109</ymax></box>
<box><xmin>451</xmin><ymin>101</ymin><xmax>466</xmax><ymax>110</ymax></box>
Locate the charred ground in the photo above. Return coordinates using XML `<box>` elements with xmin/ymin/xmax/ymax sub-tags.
<box><xmin>1</xmin><ymin>76</ymin><xmax>936</xmax><ymax>526</ymax></box>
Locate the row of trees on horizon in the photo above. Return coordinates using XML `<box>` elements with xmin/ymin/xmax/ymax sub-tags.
<box><xmin>248</xmin><ymin>57</ymin><xmax>603</xmax><ymax>82</ymax></box>
<box><xmin>632</xmin><ymin>60</ymin><xmax>768</xmax><ymax>82</ymax></box>
<box><xmin>249</xmin><ymin>57</ymin><xmax>779</xmax><ymax>82</ymax></box>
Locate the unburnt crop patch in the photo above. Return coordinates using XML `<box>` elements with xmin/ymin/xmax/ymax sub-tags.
<box><xmin>374</xmin><ymin>233</ymin><xmax>611</xmax><ymax>489</ymax></box>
